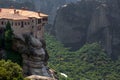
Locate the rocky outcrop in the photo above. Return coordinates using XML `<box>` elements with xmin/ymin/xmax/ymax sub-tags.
<box><xmin>54</xmin><ymin>1</ymin><xmax>95</xmax><ymax>50</ymax></box>
<box><xmin>54</xmin><ymin>0</ymin><xmax>120</xmax><ymax>58</ymax></box>
<box><xmin>87</xmin><ymin>4</ymin><xmax>112</xmax><ymax>55</ymax></box>
<box><xmin>12</xmin><ymin>34</ymin><xmax>51</xmax><ymax>77</ymax></box>
<box><xmin>0</xmin><ymin>27</ymin><xmax>55</xmax><ymax>79</ymax></box>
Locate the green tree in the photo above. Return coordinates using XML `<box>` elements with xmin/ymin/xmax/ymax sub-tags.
<box><xmin>0</xmin><ymin>60</ymin><xmax>24</xmax><ymax>80</ymax></box>
<box><xmin>1</xmin><ymin>22</ymin><xmax>23</xmax><ymax>66</ymax></box>
<box><xmin>45</xmin><ymin>33</ymin><xmax>120</xmax><ymax>80</ymax></box>
<box><xmin>5</xmin><ymin>21</ymin><xmax>13</xmax><ymax>50</ymax></box>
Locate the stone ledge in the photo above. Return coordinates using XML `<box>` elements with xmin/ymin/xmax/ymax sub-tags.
<box><xmin>26</xmin><ymin>75</ymin><xmax>55</xmax><ymax>80</ymax></box>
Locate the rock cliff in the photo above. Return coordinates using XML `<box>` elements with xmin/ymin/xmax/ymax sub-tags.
<box><xmin>12</xmin><ymin>34</ymin><xmax>51</xmax><ymax>77</ymax></box>
<box><xmin>0</xmin><ymin>26</ymin><xmax>55</xmax><ymax>79</ymax></box>
<box><xmin>54</xmin><ymin>0</ymin><xmax>120</xmax><ymax>58</ymax></box>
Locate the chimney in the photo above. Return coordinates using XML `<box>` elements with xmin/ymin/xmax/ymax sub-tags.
<box><xmin>38</xmin><ymin>11</ymin><xmax>41</xmax><ymax>17</ymax></box>
<box><xmin>16</xmin><ymin>11</ymin><xmax>19</xmax><ymax>14</ymax></box>
<box><xmin>14</xmin><ymin>9</ymin><xmax>17</xmax><ymax>14</ymax></box>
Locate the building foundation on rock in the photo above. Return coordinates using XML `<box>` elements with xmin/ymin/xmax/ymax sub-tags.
<box><xmin>0</xmin><ymin>8</ymin><xmax>48</xmax><ymax>39</ymax></box>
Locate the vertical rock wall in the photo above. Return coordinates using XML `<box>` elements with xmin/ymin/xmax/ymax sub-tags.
<box><xmin>12</xmin><ymin>35</ymin><xmax>51</xmax><ymax>77</ymax></box>
<box><xmin>53</xmin><ymin>0</ymin><xmax>120</xmax><ymax>58</ymax></box>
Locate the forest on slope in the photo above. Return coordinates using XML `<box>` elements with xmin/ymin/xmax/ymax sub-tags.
<box><xmin>45</xmin><ymin>33</ymin><xmax>120</xmax><ymax>80</ymax></box>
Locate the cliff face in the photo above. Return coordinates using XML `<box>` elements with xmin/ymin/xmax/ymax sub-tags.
<box><xmin>0</xmin><ymin>27</ymin><xmax>54</xmax><ymax>78</ymax></box>
<box><xmin>54</xmin><ymin>0</ymin><xmax>120</xmax><ymax>58</ymax></box>
<box><xmin>12</xmin><ymin>34</ymin><xmax>51</xmax><ymax>77</ymax></box>
<box><xmin>54</xmin><ymin>1</ymin><xmax>95</xmax><ymax>50</ymax></box>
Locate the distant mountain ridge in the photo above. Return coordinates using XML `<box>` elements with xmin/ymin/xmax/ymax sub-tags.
<box><xmin>0</xmin><ymin>0</ymin><xmax>35</xmax><ymax>10</ymax></box>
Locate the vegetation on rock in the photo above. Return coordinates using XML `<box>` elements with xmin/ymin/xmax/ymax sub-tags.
<box><xmin>5</xmin><ymin>21</ymin><xmax>13</xmax><ymax>50</ymax></box>
<box><xmin>0</xmin><ymin>22</ymin><xmax>22</xmax><ymax>66</ymax></box>
<box><xmin>0</xmin><ymin>60</ymin><xmax>24</xmax><ymax>80</ymax></box>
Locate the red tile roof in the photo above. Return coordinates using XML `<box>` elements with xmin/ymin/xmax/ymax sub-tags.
<box><xmin>0</xmin><ymin>8</ymin><xmax>48</xmax><ymax>20</ymax></box>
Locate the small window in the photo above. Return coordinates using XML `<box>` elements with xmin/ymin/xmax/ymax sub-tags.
<box><xmin>32</xmin><ymin>20</ymin><xmax>34</xmax><ymax>22</ymax></box>
<box><xmin>38</xmin><ymin>19</ymin><xmax>41</xmax><ymax>24</ymax></box>
<box><xmin>1</xmin><ymin>21</ymin><xmax>4</xmax><ymax>25</ymax></box>
<box><xmin>15</xmin><ymin>22</ymin><xmax>17</xmax><ymax>26</ymax></box>
<box><xmin>21</xmin><ymin>21</ymin><xmax>24</xmax><ymax>28</ymax></box>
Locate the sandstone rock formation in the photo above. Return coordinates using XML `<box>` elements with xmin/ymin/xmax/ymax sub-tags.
<box><xmin>54</xmin><ymin>0</ymin><xmax>120</xmax><ymax>58</ymax></box>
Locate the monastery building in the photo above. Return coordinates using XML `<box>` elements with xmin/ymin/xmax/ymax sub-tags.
<box><xmin>0</xmin><ymin>8</ymin><xmax>48</xmax><ymax>39</ymax></box>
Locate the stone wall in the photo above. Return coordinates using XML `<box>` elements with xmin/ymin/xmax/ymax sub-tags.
<box><xmin>0</xmin><ymin>18</ymin><xmax>46</xmax><ymax>39</ymax></box>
